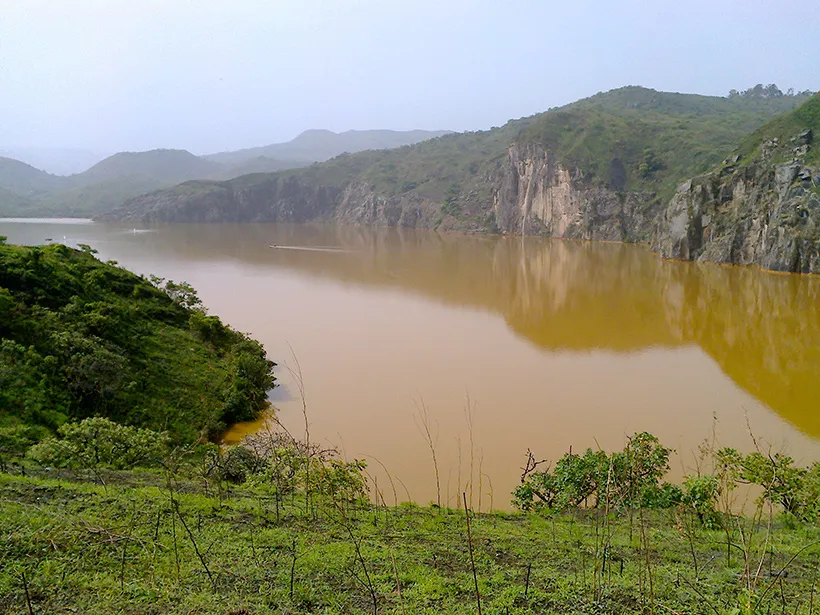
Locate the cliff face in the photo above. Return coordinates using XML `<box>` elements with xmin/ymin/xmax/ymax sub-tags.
<box><xmin>492</xmin><ymin>143</ymin><xmax>658</xmax><ymax>241</ymax></box>
<box><xmin>103</xmin><ymin>176</ymin><xmax>344</xmax><ymax>223</ymax></box>
<box><xmin>654</xmin><ymin>150</ymin><xmax>820</xmax><ymax>274</ymax></box>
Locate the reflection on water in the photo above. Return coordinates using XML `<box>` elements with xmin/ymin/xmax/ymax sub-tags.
<box><xmin>2</xmin><ymin>220</ymin><xmax>818</xmax><ymax>507</ymax></box>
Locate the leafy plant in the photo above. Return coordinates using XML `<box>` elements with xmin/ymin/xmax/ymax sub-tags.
<box><xmin>27</xmin><ymin>416</ymin><xmax>169</xmax><ymax>470</ymax></box>
<box><xmin>512</xmin><ymin>432</ymin><xmax>675</xmax><ymax>511</ymax></box>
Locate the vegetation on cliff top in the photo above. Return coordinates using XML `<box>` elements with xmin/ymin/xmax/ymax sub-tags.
<box><xmin>0</xmin><ymin>240</ymin><xmax>275</xmax><ymax>445</ymax></box>
<box><xmin>735</xmin><ymin>93</ymin><xmax>820</xmax><ymax>165</ymax></box>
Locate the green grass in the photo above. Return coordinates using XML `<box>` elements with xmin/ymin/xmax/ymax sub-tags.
<box><xmin>1</xmin><ymin>468</ymin><xmax>818</xmax><ymax>615</ymax></box>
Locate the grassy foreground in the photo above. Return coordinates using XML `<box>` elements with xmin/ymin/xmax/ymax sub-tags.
<box><xmin>1</xmin><ymin>467</ymin><xmax>819</xmax><ymax>615</ymax></box>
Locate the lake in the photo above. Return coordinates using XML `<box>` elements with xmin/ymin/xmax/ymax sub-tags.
<box><xmin>2</xmin><ymin>219</ymin><xmax>819</xmax><ymax>510</ymax></box>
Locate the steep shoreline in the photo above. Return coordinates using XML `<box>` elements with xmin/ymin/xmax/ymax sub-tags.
<box><xmin>98</xmin><ymin>91</ymin><xmax>820</xmax><ymax>274</ymax></box>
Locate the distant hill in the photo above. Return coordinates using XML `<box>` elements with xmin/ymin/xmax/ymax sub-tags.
<box><xmin>0</xmin><ymin>186</ymin><xmax>33</xmax><ymax>212</ymax></box>
<box><xmin>0</xmin><ymin>149</ymin><xmax>224</xmax><ymax>217</ymax></box>
<box><xmin>214</xmin><ymin>156</ymin><xmax>306</xmax><ymax>179</ymax></box>
<box><xmin>74</xmin><ymin>149</ymin><xmax>221</xmax><ymax>186</ymax></box>
<box><xmin>0</xmin><ymin>130</ymin><xmax>451</xmax><ymax>217</ymax></box>
<box><xmin>205</xmin><ymin>129</ymin><xmax>453</xmax><ymax>165</ymax></box>
<box><xmin>0</xmin><ymin>146</ymin><xmax>108</xmax><ymax>176</ymax></box>
<box><xmin>0</xmin><ymin>156</ymin><xmax>68</xmax><ymax>197</ymax></box>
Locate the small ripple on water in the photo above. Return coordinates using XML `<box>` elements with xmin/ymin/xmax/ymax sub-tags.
<box><xmin>269</xmin><ymin>245</ymin><xmax>355</xmax><ymax>253</ymax></box>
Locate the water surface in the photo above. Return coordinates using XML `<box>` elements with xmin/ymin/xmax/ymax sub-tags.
<box><xmin>2</xmin><ymin>220</ymin><xmax>818</xmax><ymax>509</ymax></box>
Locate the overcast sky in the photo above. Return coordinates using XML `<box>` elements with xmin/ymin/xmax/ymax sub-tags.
<box><xmin>1</xmin><ymin>0</ymin><xmax>818</xmax><ymax>155</ymax></box>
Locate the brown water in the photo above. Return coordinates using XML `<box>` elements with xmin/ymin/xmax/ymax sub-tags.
<box><xmin>3</xmin><ymin>219</ymin><xmax>819</xmax><ymax>509</ymax></box>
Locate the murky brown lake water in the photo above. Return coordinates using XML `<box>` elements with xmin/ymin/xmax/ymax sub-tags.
<box><xmin>3</xmin><ymin>219</ymin><xmax>819</xmax><ymax>509</ymax></box>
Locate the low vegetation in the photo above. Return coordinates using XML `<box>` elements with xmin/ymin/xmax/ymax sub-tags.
<box><xmin>735</xmin><ymin>93</ymin><xmax>820</xmax><ymax>165</ymax></box>
<box><xmin>1</xmin><ymin>234</ymin><xmax>817</xmax><ymax>614</ymax></box>
<box><xmin>1</xmin><ymin>422</ymin><xmax>818</xmax><ymax>615</ymax></box>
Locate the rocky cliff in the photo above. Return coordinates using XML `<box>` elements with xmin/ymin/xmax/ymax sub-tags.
<box><xmin>106</xmin><ymin>176</ymin><xmax>343</xmax><ymax>223</ymax></box>
<box><xmin>655</xmin><ymin>131</ymin><xmax>819</xmax><ymax>273</ymax></box>
<box><xmin>492</xmin><ymin>143</ymin><xmax>658</xmax><ymax>241</ymax></box>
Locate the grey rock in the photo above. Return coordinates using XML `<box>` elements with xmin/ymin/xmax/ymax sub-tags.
<box><xmin>775</xmin><ymin>164</ymin><xmax>800</xmax><ymax>191</ymax></box>
<box><xmin>655</xmin><ymin>160</ymin><xmax>820</xmax><ymax>274</ymax></box>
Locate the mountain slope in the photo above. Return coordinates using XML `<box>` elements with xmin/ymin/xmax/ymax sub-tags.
<box><xmin>74</xmin><ymin>149</ymin><xmax>221</xmax><ymax>185</ymax></box>
<box><xmin>104</xmin><ymin>87</ymin><xmax>810</xmax><ymax>248</ymax></box>
<box><xmin>0</xmin><ymin>156</ymin><xmax>68</xmax><ymax>197</ymax></box>
<box><xmin>0</xmin><ymin>132</ymin><xmax>453</xmax><ymax>217</ymax></box>
<box><xmin>0</xmin><ymin>146</ymin><xmax>107</xmax><ymax>175</ymax></box>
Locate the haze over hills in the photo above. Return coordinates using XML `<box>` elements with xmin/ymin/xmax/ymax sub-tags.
<box><xmin>204</xmin><ymin>129</ymin><xmax>453</xmax><ymax>165</ymax></box>
<box><xmin>0</xmin><ymin>146</ymin><xmax>109</xmax><ymax>176</ymax></box>
<box><xmin>0</xmin><ymin>129</ymin><xmax>450</xmax><ymax>217</ymax></box>
<box><xmin>0</xmin><ymin>156</ymin><xmax>67</xmax><ymax>197</ymax></box>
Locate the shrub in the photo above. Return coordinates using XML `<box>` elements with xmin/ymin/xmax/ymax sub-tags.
<box><xmin>27</xmin><ymin>417</ymin><xmax>169</xmax><ymax>470</ymax></box>
<box><xmin>682</xmin><ymin>474</ymin><xmax>720</xmax><ymax>527</ymax></box>
<box><xmin>512</xmin><ymin>432</ymin><xmax>673</xmax><ymax>511</ymax></box>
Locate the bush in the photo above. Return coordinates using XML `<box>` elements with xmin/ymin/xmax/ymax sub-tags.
<box><xmin>27</xmin><ymin>417</ymin><xmax>169</xmax><ymax>470</ymax></box>
<box><xmin>512</xmin><ymin>432</ymin><xmax>673</xmax><ymax>511</ymax></box>
<box><xmin>682</xmin><ymin>474</ymin><xmax>720</xmax><ymax>527</ymax></box>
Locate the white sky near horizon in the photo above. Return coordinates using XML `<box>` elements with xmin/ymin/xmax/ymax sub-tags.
<box><xmin>0</xmin><ymin>0</ymin><xmax>818</xmax><ymax>154</ymax></box>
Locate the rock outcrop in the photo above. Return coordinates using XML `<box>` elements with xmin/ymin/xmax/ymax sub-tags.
<box><xmin>102</xmin><ymin>176</ymin><xmax>344</xmax><ymax>223</ymax></box>
<box><xmin>492</xmin><ymin>143</ymin><xmax>658</xmax><ymax>241</ymax></box>
<box><xmin>654</xmin><ymin>156</ymin><xmax>820</xmax><ymax>274</ymax></box>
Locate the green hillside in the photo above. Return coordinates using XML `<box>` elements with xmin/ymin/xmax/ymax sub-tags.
<box><xmin>74</xmin><ymin>149</ymin><xmax>220</xmax><ymax>185</ymax></box>
<box><xmin>0</xmin><ymin>241</ymin><xmax>275</xmax><ymax>443</ymax></box>
<box><xmin>516</xmin><ymin>86</ymin><xmax>810</xmax><ymax>201</ymax></box>
<box><xmin>735</xmin><ymin>93</ymin><xmax>820</xmax><ymax>165</ymax></box>
<box><xmin>0</xmin><ymin>187</ymin><xmax>33</xmax><ymax>213</ymax></box>
<box><xmin>0</xmin><ymin>132</ymin><xmax>453</xmax><ymax>217</ymax></box>
<box><xmin>0</xmin><ymin>150</ymin><xmax>224</xmax><ymax>217</ymax></box>
<box><xmin>355</xmin><ymin>85</ymin><xmax>810</xmax><ymax>204</ymax></box>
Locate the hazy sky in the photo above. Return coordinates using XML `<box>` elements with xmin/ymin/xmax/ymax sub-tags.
<box><xmin>1</xmin><ymin>0</ymin><xmax>818</xmax><ymax>154</ymax></box>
